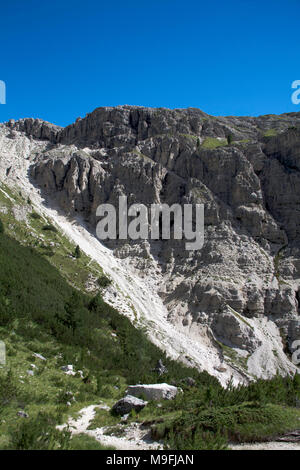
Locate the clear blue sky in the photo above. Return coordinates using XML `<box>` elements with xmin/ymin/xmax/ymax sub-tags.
<box><xmin>0</xmin><ymin>0</ymin><xmax>299</xmax><ymax>126</ymax></box>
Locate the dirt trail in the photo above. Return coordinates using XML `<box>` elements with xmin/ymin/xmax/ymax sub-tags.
<box><xmin>58</xmin><ymin>405</ymin><xmax>161</xmax><ymax>450</ymax></box>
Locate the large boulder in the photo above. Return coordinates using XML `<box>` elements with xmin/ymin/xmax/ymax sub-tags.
<box><xmin>112</xmin><ymin>395</ymin><xmax>147</xmax><ymax>416</ymax></box>
<box><xmin>126</xmin><ymin>383</ymin><xmax>178</xmax><ymax>401</ymax></box>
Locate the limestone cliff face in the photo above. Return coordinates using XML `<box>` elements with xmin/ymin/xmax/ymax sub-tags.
<box><xmin>5</xmin><ymin>106</ymin><xmax>300</xmax><ymax>379</ymax></box>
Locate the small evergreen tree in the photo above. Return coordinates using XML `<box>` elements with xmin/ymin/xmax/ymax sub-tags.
<box><xmin>74</xmin><ymin>245</ymin><xmax>81</xmax><ymax>259</ymax></box>
<box><xmin>227</xmin><ymin>134</ymin><xmax>233</xmax><ymax>145</ymax></box>
<box><xmin>59</xmin><ymin>292</ymin><xmax>82</xmax><ymax>334</ymax></box>
<box><xmin>0</xmin><ymin>218</ymin><xmax>4</xmax><ymax>234</ymax></box>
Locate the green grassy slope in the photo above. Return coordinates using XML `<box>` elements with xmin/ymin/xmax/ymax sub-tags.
<box><xmin>0</xmin><ymin>216</ymin><xmax>214</xmax><ymax>449</ymax></box>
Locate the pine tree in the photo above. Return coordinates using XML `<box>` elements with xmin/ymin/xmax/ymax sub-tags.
<box><xmin>74</xmin><ymin>245</ymin><xmax>81</xmax><ymax>259</ymax></box>
<box><xmin>227</xmin><ymin>134</ymin><xmax>233</xmax><ymax>145</ymax></box>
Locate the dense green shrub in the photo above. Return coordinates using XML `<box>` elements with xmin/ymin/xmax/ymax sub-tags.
<box><xmin>0</xmin><ymin>233</ymin><xmax>204</xmax><ymax>386</ymax></box>
<box><xmin>97</xmin><ymin>274</ymin><xmax>111</xmax><ymax>288</ymax></box>
<box><xmin>42</xmin><ymin>224</ymin><xmax>58</xmax><ymax>233</ymax></box>
<box><xmin>30</xmin><ymin>212</ymin><xmax>41</xmax><ymax>220</ymax></box>
<box><xmin>7</xmin><ymin>412</ymin><xmax>71</xmax><ymax>450</ymax></box>
<box><xmin>74</xmin><ymin>245</ymin><xmax>81</xmax><ymax>259</ymax></box>
<box><xmin>227</xmin><ymin>134</ymin><xmax>233</xmax><ymax>145</ymax></box>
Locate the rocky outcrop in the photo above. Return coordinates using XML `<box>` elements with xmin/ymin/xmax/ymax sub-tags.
<box><xmin>6</xmin><ymin>118</ymin><xmax>61</xmax><ymax>142</ymax></box>
<box><xmin>112</xmin><ymin>395</ymin><xmax>147</xmax><ymax>415</ymax></box>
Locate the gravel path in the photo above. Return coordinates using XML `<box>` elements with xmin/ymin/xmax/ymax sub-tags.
<box><xmin>58</xmin><ymin>404</ymin><xmax>162</xmax><ymax>450</ymax></box>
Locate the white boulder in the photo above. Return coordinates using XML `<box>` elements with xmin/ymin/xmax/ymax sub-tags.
<box><xmin>126</xmin><ymin>383</ymin><xmax>178</xmax><ymax>401</ymax></box>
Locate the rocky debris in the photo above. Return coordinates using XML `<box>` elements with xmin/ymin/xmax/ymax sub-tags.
<box><xmin>126</xmin><ymin>383</ymin><xmax>178</xmax><ymax>401</ymax></box>
<box><xmin>17</xmin><ymin>411</ymin><xmax>29</xmax><ymax>418</ymax></box>
<box><xmin>12</xmin><ymin>205</ymin><xmax>30</xmax><ymax>222</ymax></box>
<box><xmin>153</xmin><ymin>359</ymin><xmax>168</xmax><ymax>376</ymax></box>
<box><xmin>32</xmin><ymin>353</ymin><xmax>46</xmax><ymax>361</ymax></box>
<box><xmin>112</xmin><ymin>395</ymin><xmax>147</xmax><ymax>416</ymax></box>
<box><xmin>61</xmin><ymin>365</ymin><xmax>76</xmax><ymax>376</ymax></box>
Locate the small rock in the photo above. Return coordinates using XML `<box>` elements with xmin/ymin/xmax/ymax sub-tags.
<box><xmin>17</xmin><ymin>411</ymin><xmax>29</xmax><ymax>418</ymax></box>
<box><xmin>112</xmin><ymin>395</ymin><xmax>147</xmax><ymax>416</ymax></box>
<box><xmin>33</xmin><ymin>353</ymin><xmax>46</xmax><ymax>361</ymax></box>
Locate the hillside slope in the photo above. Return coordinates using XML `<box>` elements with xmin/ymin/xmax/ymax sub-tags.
<box><xmin>0</xmin><ymin>215</ymin><xmax>299</xmax><ymax>450</ymax></box>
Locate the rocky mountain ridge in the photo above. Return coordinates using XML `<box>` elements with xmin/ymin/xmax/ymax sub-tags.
<box><xmin>2</xmin><ymin>105</ymin><xmax>300</xmax><ymax>383</ymax></box>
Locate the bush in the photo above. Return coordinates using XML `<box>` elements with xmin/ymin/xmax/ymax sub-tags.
<box><xmin>7</xmin><ymin>412</ymin><xmax>71</xmax><ymax>450</ymax></box>
<box><xmin>69</xmin><ymin>433</ymin><xmax>115</xmax><ymax>450</ymax></box>
<box><xmin>74</xmin><ymin>245</ymin><xmax>81</xmax><ymax>259</ymax></box>
<box><xmin>0</xmin><ymin>370</ymin><xmax>19</xmax><ymax>406</ymax></box>
<box><xmin>42</xmin><ymin>224</ymin><xmax>57</xmax><ymax>233</ymax></box>
<box><xmin>227</xmin><ymin>134</ymin><xmax>233</xmax><ymax>145</ymax></box>
<box><xmin>30</xmin><ymin>212</ymin><xmax>41</xmax><ymax>220</ymax></box>
<box><xmin>97</xmin><ymin>274</ymin><xmax>111</xmax><ymax>288</ymax></box>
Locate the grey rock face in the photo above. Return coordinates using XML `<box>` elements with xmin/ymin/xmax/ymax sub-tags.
<box><xmin>126</xmin><ymin>383</ymin><xmax>178</xmax><ymax>401</ymax></box>
<box><xmin>5</xmin><ymin>105</ymin><xmax>300</xmax><ymax>380</ymax></box>
<box><xmin>112</xmin><ymin>395</ymin><xmax>147</xmax><ymax>415</ymax></box>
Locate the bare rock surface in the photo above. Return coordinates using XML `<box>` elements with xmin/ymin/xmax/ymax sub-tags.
<box><xmin>126</xmin><ymin>383</ymin><xmax>178</xmax><ymax>401</ymax></box>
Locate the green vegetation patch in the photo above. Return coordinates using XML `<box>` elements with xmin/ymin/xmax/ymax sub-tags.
<box><xmin>201</xmin><ymin>137</ymin><xmax>227</xmax><ymax>149</ymax></box>
<box><xmin>263</xmin><ymin>128</ymin><xmax>278</xmax><ymax>138</ymax></box>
